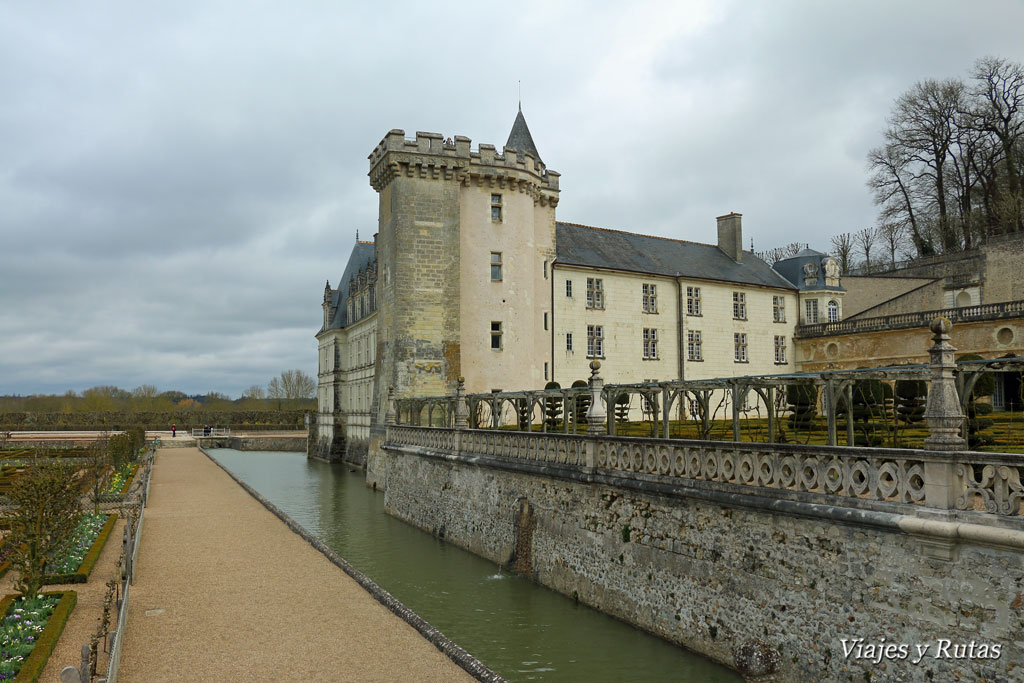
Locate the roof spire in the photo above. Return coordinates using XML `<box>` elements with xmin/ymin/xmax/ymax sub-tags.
<box><xmin>506</xmin><ymin>105</ymin><xmax>541</xmax><ymax>162</ymax></box>
<box><xmin>518</xmin><ymin>80</ymin><xmax>521</xmax><ymax>112</ymax></box>
<box><xmin>356</xmin><ymin>229</ymin><xmax>359</xmax><ymax>241</ymax></box>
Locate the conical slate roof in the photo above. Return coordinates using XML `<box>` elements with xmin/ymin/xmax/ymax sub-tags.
<box><xmin>505</xmin><ymin>107</ymin><xmax>541</xmax><ymax>161</ymax></box>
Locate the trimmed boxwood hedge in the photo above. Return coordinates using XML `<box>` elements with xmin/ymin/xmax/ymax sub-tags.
<box><xmin>42</xmin><ymin>514</ymin><xmax>117</xmax><ymax>585</ymax></box>
<box><xmin>0</xmin><ymin>590</ymin><xmax>77</xmax><ymax>682</ymax></box>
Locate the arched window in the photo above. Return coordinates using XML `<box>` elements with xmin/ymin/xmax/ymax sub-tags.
<box><xmin>827</xmin><ymin>300</ymin><xmax>839</xmax><ymax>323</ymax></box>
<box><xmin>956</xmin><ymin>291</ymin><xmax>972</xmax><ymax>308</ymax></box>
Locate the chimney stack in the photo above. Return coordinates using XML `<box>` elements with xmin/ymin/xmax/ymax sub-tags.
<box><xmin>717</xmin><ymin>212</ymin><xmax>743</xmax><ymax>263</ymax></box>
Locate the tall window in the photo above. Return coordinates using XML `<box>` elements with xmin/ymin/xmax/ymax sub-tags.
<box><xmin>687</xmin><ymin>330</ymin><xmax>702</xmax><ymax>361</ymax></box>
<box><xmin>566</xmin><ymin>332</ymin><xmax>573</xmax><ymax>351</ymax></box>
<box><xmin>805</xmin><ymin>299</ymin><xmax>819</xmax><ymax>324</ymax></box>
<box><xmin>490</xmin><ymin>252</ymin><xmax>502</xmax><ymax>281</ymax></box>
<box><xmin>543</xmin><ymin>312</ymin><xmax>548</xmax><ymax>330</ymax></box>
<box><xmin>565</xmin><ymin>279</ymin><xmax>573</xmax><ymax>297</ymax></box>
<box><xmin>774</xmin><ymin>335</ymin><xmax>787</xmax><ymax>364</ymax></box>
<box><xmin>643</xmin><ymin>328</ymin><xmax>658</xmax><ymax>359</ymax></box>
<box><xmin>827</xmin><ymin>300</ymin><xmax>839</xmax><ymax>323</ymax></box>
<box><xmin>686</xmin><ymin>286</ymin><xmax>701</xmax><ymax>315</ymax></box>
<box><xmin>773</xmin><ymin>295</ymin><xmax>785</xmax><ymax>322</ymax></box>
<box><xmin>586</xmin><ymin>278</ymin><xmax>604</xmax><ymax>309</ymax></box>
<box><xmin>642</xmin><ymin>283</ymin><xmax>657</xmax><ymax>313</ymax></box>
<box><xmin>732</xmin><ymin>292</ymin><xmax>746</xmax><ymax>320</ymax></box>
<box><xmin>491</xmin><ymin>193</ymin><xmax>502</xmax><ymax>221</ymax></box>
<box><xmin>490</xmin><ymin>321</ymin><xmax>502</xmax><ymax>349</ymax></box>
<box><xmin>587</xmin><ymin>325</ymin><xmax>604</xmax><ymax>358</ymax></box>
<box><xmin>734</xmin><ymin>333</ymin><xmax>748</xmax><ymax>362</ymax></box>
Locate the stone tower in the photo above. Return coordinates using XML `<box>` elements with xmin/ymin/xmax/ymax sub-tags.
<box><xmin>366</xmin><ymin>111</ymin><xmax>560</xmax><ymax>465</ymax></box>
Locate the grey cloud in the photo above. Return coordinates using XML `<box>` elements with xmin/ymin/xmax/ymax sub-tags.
<box><xmin>2</xmin><ymin>1</ymin><xmax>1024</xmax><ymax>396</ymax></box>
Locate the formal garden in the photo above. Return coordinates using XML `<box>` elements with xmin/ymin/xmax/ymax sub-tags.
<box><xmin>0</xmin><ymin>427</ymin><xmax>149</xmax><ymax>681</ymax></box>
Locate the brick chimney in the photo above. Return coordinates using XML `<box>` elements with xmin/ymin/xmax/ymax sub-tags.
<box><xmin>717</xmin><ymin>212</ymin><xmax>742</xmax><ymax>263</ymax></box>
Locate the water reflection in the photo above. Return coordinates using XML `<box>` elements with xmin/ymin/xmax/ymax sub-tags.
<box><xmin>209</xmin><ymin>449</ymin><xmax>740</xmax><ymax>682</ymax></box>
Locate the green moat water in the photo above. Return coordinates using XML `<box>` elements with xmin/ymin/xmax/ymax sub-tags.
<box><xmin>209</xmin><ymin>449</ymin><xmax>740</xmax><ymax>682</ymax></box>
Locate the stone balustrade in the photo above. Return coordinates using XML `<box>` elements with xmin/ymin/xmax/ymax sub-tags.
<box><xmin>385</xmin><ymin>424</ymin><xmax>1023</xmax><ymax>517</ymax></box>
<box><xmin>796</xmin><ymin>299</ymin><xmax>1024</xmax><ymax>338</ymax></box>
<box><xmin>386</xmin><ymin>319</ymin><xmax>1023</xmax><ymax>516</ymax></box>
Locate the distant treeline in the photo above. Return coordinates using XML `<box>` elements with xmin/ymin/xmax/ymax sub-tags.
<box><xmin>0</xmin><ymin>410</ymin><xmax>309</xmax><ymax>431</ymax></box>
<box><xmin>0</xmin><ymin>389</ymin><xmax>314</xmax><ymax>414</ymax></box>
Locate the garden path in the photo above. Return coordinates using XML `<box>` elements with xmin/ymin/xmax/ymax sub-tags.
<box><xmin>118</xmin><ymin>447</ymin><xmax>473</xmax><ymax>682</ymax></box>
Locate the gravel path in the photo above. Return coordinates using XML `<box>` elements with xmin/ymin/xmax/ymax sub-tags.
<box><xmin>117</xmin><ymin>447</ymin><xmax>474</xmax><ymax>682</ymax></box>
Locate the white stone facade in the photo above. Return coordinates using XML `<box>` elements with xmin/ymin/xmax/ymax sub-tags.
<box><xmin>315</xmin><ymin>114</ymin><xmax>840</xmax><ymax>460</ymax></box>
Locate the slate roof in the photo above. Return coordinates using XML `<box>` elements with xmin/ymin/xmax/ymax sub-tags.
<box><xmin>505</xmin><ymin>107</ymin><xmax>541</xmax><ymax>161</ymax></box>
<box><xmin>555</xmin><ymin>222</ymin><xmax>796</xmax><ymax>289</ymax></box>
<box><xmin>321</xmin><ymin>241</ymin><xmax>376</xmax><ymax>333</ymax></box>
<box><xmin>773</xmin><ymin>249</ymin><xmax>845</xmax><ymax>291</ymax></box>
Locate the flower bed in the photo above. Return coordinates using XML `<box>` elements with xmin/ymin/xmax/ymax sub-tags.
<box><xmin>0</xmin><ymin>591</ymin><xmax>76</xmax><ymax>682</ymax></box>
<box><xmin>42</xmin><ymin>514</ymin><xmax>116</xmax><ymax>585</ymax></box>
<box><xmin>102</xmin><ymin>463</ymin><xmax>137</xmax><ymax>496</ymax></box>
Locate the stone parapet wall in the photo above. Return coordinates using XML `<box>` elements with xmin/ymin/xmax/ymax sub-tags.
<box><xmin>378</xmin><ymin>431</ymin><xmax>1024</xmax><ymax>682</ymax></box>
<box><xmin>198</xmin><ymin>436</ymin><xmax>307</xmax><ymax>452</ymax></box>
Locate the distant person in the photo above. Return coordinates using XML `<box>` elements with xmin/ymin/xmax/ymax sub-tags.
<box><xmin>171</xmin><ymin>423</ymin><xmax>176</xmax><ymax>438</ymax></box>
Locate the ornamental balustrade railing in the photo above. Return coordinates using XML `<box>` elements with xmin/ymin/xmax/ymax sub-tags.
<box><xmin>796</xmin><ymin>299</ymin><xmax>1024</xmax><ymax>338</ymax></box>
<box><xmin>385</xmin><ymin>426</ymin><xmax>1023</xmax><ymax>517</ymax></box>
<box><xmin>384</xmin><ymin>320</ymin><xmax>1024</xmax><ymax>517</ymax></box>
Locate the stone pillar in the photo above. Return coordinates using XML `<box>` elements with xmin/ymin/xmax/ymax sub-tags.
<box><xmin>923</xmin><ymin>317</ymin><xmax>965</xmax><ymax>510</ymax></box>
<box><xmin>454</xmin><ymin>377</ymin><xmax>468</xmax><ymax>430</ymax></box>
<box><xmin>385</xmin><ymin>386</ymin><xmax>396</xmax><ymax>426</ymax></box>
<box><xmin>586</xmin><ymin>360</ymin><xmax>607</xmax><ymax>436</ymax></box>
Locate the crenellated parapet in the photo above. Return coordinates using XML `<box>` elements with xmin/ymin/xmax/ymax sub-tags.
<box><xmin>368</xmin><ymin>129</ymin><xmax>560</xmax><ymax>206</ymax></box>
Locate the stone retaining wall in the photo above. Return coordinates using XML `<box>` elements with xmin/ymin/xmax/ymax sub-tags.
<box><xmin>378</xmin><ymin>444</ymin><xmax>1024</xmax><ymax>682</ymax></box>
<box><xmin>198</xmin><ymin>436</ymin><xmax>307</xmax><ymax>452</ymax></box>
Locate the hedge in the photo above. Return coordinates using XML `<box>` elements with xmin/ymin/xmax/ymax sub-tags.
<box><xmin>0</xmin><ymin>590</ymin><xmax>77</xmax><ymax>682</ymax></box>
<box><xmin>42</xmin><ymin>514</ymin><xmax>117</xmax><ymax>585</ymax></box>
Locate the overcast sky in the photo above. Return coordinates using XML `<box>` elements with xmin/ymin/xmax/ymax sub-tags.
<box><xmin>3</xmin><ymin>1</ymin><xmax>1023</xmax><ymax>398</ymax></box>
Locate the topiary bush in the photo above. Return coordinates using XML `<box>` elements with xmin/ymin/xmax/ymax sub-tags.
<box><xmin>614</xmin><ymin>393</ymin><xmax>630</xmax><ymax>424</ymax></box>
<box><xmin>571</xmin><ymin>380</ymin><xmax>589</xmax><ymax>427</ymax></box>
<box><xmin>786</xmin><ymin>382</ymin><xmax>817</xmax><ymax>430</ymax></box>
<box><xmin>543</xmin><ymin>382</ymin><xmax>562</xmax><ymax>429</ymax></box>
<box><xmin>850</xmin><ymin>378</ymin><xmax>887</xmax><ymax>446</ymax></box>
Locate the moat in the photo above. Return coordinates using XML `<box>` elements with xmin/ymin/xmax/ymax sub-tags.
<box><xmin>208</xmin><ymin>449</ymin><xmax>739</xmax><ymax>682</ymax></box>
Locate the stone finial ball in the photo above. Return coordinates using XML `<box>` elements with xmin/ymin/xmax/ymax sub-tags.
<box><xmin>589</xmin><ymin>360</ymin><xmax>601</xmax><ymax>371</ymax></box>
<box><xmin>930</xmin><ymin>317</ymin><xmax>952</xmax><ymax>334</ymax></box>
<box><xmin>458</xmin><ymin>376</ymin><xmax>465</xmax><ymax>383</ymax></box>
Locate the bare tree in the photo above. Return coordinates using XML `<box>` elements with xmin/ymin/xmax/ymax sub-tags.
<box><xmin>755</xmin><ymin>242</ymin><xmax>804</xmax><ymax>265</ymax></box>
<box><xmin>867</xmin><ymin>143</ymin><xmax>928</xmax><ymax>255</ymax></box>
<box><xmin>969</xmin><ymin>56</ymin><xmax>1024</xmax><ymax>232</ymax></box>
<box><xmin>855</xmin><ymin>227</ymin><xmax>880</xmax><ymax>268</ymax></box>
<box><xmin>877</xmin><ymin>222</ymin><xmax>908</xmax><ymax>267</ymax></box>
<box><xmin>830</xmin><ymin>232</ymin><xmax>856</xmax><ymax>274</ymax></box>
<box><xmin>268</xmin><ymin>370</ymin><xmax>316</xmax><ymax>401</ymax></box>
<box><xmin>887</xmin><ymin>78</ymin><xmax>965</xmax><ymax>252</ymax></box>
<box><xmin>242</xmin><ymin>385</ymin><xmax>266</xmax><ymax>400</ymax></box>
